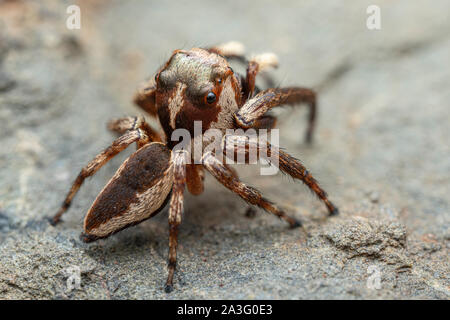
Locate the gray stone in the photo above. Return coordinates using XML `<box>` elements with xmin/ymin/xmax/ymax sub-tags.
<box><xmin>0</xmin><ymin>0</ymin><xmax>448</xmax><ymax>299</ymax></box>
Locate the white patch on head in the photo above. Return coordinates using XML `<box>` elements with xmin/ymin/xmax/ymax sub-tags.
<box><xmin>250</xmin><ymin>52</ymin><xmax>279</xmax><ymax>71</ymax></box>
<box><xmin>168</xmin><ymin>83</ymin><xmax>187</xmax><ymax>129</ymax></box>
<box><xmin>209</xmin><ymin>77</ymin><xmax>239</xmax><ymax>131</ymax></box>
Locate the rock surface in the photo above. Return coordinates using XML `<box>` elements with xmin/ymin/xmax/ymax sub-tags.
<box><xmin>0</xmin><ymin>0</ymin><xmax>449</xmax><ymax>299</ymax></box>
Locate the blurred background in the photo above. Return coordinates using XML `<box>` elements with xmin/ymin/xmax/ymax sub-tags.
<box><xmin>0</xmin><ymin>0</ymin><xmax>448</xmax><ymax>299</ymax></box>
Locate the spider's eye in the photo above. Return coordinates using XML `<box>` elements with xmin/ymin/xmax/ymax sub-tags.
<box><xmin>206</xmin><ymin>92</ymin><xmax>216</xmax><ymax>104</ymax></box>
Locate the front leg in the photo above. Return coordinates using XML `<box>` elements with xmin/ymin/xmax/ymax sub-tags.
<box><xmin>223</xmin><ymin>135</ymin><xmax>339</xmax><ymax>217</ymax></box>
<box><xmin>243</xmin><ymin>53</ymin><xmax>279</xmax><ymax>99</ymax></box>
<box><xmin>202</xmin><ymin>152</ymin><xmax>301</xmax><ymax>228</ymax></box>
<box><xmin>165</xmin><ymin>150</ymin><xmax>187</xmax><ymax>293</ymax></box>
<box><xmin>133</xmin><ymin>78</ymin><xmax>158</xmax><ymax>117</ymax></box>
<box><xmin>107</xmin><ymin>116</ymin><xmax>162</xmax><ymax>145</ymax></box>
<box><xmin>235</xmin><ymin>87</ymin><xmax>317</xmax><ymax>143</ymax></box>
<box><xmin>207</xmin><ymin>42</ymin><xmax>277</xmax><ymax>97</ymax></box>
<box><xmin>51</xmin><ymin>128</ymin><xmax>149</xmax><ymax>225</ymax></box>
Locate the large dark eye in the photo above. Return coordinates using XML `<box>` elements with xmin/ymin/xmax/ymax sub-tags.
<box><xmin>206</xmin><ymin>92</ymin><xmax>216</xmax><ymax>104</ymax></box>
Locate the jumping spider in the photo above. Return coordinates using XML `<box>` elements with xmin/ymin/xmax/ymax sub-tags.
<box><xmin>51</xmin><ymin>41</ymin><xmax>339</xmax><ymax>292</ymax></box>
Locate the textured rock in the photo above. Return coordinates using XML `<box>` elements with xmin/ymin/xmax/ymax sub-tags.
<box><xmin>0</xmin><ymin>0</ymin><xmax>449</xmax><ymax>299</ymax></box>
<box><xmin>324</xmin><ymin>217</ymin><xmax>406</xmax><ymax>257</ymax></box>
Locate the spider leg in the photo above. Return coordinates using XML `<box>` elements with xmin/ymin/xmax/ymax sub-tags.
<box><xmin>222</xmin><ymin>162</ymin><xmax>262</xmax><ymax>218</ymax></box>
<box><xmin>252</xmin><ymin>114</ymin><xmax>277</xmax><ymax>130</ymax></box>
<box><xmin>202</xmin><ymin>152</ymin><xmax>301</xmax><ymax>228</ymax></box>
<box><xmin>165</xmin><ymin>150</ymin><xmax>187</xmax><ymax>293</ymax></box>
<box><xmin>51</xmin><ymin>128</ymin><xmax>150</xmax><ymax>225</ymax></box>
<box><xmin>207</xmin><ymin>42</ymin><xmax>277</xmax><ymax>97</ymax></box>
<box><xmin>207</xmin><ymin>41</ymin><xmax>246</xmax><ymax>60</ymax></box>
<box><xmin>222</xmin><ymin>135</ymin><xmax>339</xmax><ymax>216</ymax></box>
<box><xmin>243</xmin><ymin>53</ymin><xmax>279</xmax><ymax>99</ymax></box>
<box><xmin>133</xmin><ymin>78</ymin><xmax>158</xmax><ymax>117</ymax></box>
<box><xmin>107</xmin><ymin>116</ymin><xmax>162</xmax><ymax>145</ymax></box>
<box><xmin>235</xmin><ymin>87</ymin><xmax>317</xmax><ymax>143</ymax></box>
<box><xmin>185</xmin><ymin>164</ymin><xmax>204</xmax><ymax>195</ymax></box>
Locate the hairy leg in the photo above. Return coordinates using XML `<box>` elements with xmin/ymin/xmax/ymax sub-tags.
<box><xmin>51</xmin><ymin>129</ymin><xmax>149</xmax><ymax>225</ymax></box>
<box><xmin>202</xmin><ymin>152</ymin><xmax>301</xmax><ymax>228</ymax></box>
<box><xmin>165</xmin><ymin>151</ymin><xmax>187</xmax><ymax>293</ymax></box>
<box><xmin>223</xmin><ymin>163</ymin><xmax>260</xmax><ymax>218</ymax></box>
<box><xmin>133</xmin><ymin>78</ymin><xmax>158</xmax><ymax>116</ymax></box>
<box><xmin>107</xmin><ymin>116</ymin><xmax>162</xmax><ymax>145</ymax></box>
<box><xmin>243</xmin><ymin>53</ymin><xmax>279</xmax><ymax>99</ymax></box>
<box><xmin>207</xmin><ymin>42</ymin><xmax>278</xmax><ymax>99</ymax></box>
<box><xmin>207</xmin><ymin>41</ymin><xmax>246</xmax><ymax>60</ymax></box>
<box><xmin>235</xmin><ymin>87</ymin><xmax>317</xmax><ymax>143</ymax></box>
<box><xmin>222</xmin><ymin>135</ymin><xmax>338</xmax><ymax>216</ymax></box>
<box><xmin>252</xmin><ymin>114</ymin><xmax>277</xmax><ymax>130</ymax></box>
<box><xmin>185</xmin><ymin>164</ymin><xmax>204</xmax><ymax>195</ymax></box>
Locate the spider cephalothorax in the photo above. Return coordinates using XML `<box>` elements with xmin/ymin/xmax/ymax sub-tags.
<box><xmin>51</xmin><ymin>42</ymin><xmax>338</xmax><ymax>292</ymax></box>
<box><xmin>155</xmin><ymin>48</ymin><xmax>241</xmax><ymax>149</ymax></box>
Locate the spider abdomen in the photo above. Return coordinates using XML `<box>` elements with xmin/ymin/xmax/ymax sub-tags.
<box><xmin>82</xmin><ymin>142</ymin><xmax>173</xmax><ymax>241</ymax></box>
